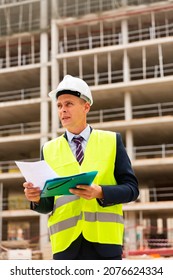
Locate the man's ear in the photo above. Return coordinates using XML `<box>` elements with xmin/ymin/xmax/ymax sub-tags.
<box><xmin>84</xmin><ymin>102</ymin><xmax>91</xmax><ymax>113</ymax></box>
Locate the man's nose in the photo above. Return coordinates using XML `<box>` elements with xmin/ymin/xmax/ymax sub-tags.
<box><xmin>61</xmin><ymin>105</ymin><xmax>67</xmax><ymax>112</ymax></box>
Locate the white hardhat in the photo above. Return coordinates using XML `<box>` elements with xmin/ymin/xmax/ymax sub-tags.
<box><xmin>49</xmin><ymin>75</ymin><xmax>93</xmax><ymax>105</ymax></box>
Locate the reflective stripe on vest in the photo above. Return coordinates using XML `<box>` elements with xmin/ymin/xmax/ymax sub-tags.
<box><xmin>43</xmin><ymin>129</ymin><xmax>124</xmax><ymax>254</ymax></box>
<box><xmin>49</xmin><ymin>211</ymin><xmax>124</xmax><ymax>235</ymax></box>
<box><xmin>53</xmin><ymin>195</ymin><xmax>80</xmax><ymax>210</ymax></box>
<box><xmin>84</xmin><ymin>212</ymin><xmax>124</xmax><ymax>223</ymax></box>
<box><xmin>49</xmin><ymin>212</ymin><xmax>83</xmax><ymax>235</ymax></box>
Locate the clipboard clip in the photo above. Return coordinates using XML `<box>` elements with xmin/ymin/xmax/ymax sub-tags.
<box><xmin>46</xmin><ymin>178</ymin><xmax>72</xmax><ymax>191</ymax></box>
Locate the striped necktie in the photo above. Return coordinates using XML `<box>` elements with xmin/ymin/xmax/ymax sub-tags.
<box><xmin>73</xmin><ymin>136</ymin><xmax>84</xmax><ymax>165</ymax></box>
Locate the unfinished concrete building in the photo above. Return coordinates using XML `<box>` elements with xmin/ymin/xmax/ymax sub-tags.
<box><xmin>0</xmin><ymin>0</ymin><xmax>173</xmax><ymax>259</ymax></box>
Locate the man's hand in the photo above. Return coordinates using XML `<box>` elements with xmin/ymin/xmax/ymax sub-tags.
<box><xmin>23</xmin><ymin>182</ymin><xmax>41</xmax><ymax>203</ymax></box>
<box><xmin>69</xmin><ymin>184</ymin><xmax>103</xmax><ymax>200</ymax></box>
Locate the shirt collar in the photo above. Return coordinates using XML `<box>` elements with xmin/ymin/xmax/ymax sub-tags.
<box><xmin>66</xmin><ymin>125</ymin><xmax>90</xmax><ymax>143</ymax></box>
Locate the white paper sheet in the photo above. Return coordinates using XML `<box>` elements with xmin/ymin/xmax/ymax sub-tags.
<box><xmin>15</xmin><ymin>160</ymin><xmax>58</xmax><ymax>189</ymax></box>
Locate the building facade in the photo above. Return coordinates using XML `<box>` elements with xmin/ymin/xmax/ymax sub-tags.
<box><xmin>0</xmin><ymin>0</ymin><xmax>173</xmax><ymax>259</ymax></box>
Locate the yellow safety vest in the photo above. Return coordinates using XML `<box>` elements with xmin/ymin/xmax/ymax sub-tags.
<box><xmin>43</xmin><ymin>129</ymin><xmax>124</xmax><ymax>254</ymax></box>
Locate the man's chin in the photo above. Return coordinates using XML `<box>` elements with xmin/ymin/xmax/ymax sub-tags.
<box><xmin>61</xmin><ymin>121</ymin><xmax>71</xmax><ymax>128</ymax></box>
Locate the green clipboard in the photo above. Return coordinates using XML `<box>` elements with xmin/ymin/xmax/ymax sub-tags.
<box><xmin>40</xmin><ymin>170</ymin><xmax>98</xmax><ymax>197</ymax></box>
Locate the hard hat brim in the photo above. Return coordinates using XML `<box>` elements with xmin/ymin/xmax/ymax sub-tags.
<box><xmin>48</xmin><ymin>88</ymin><xmax>93</xmax><ymax>105</ymax></box>
<box><xmin>48</xmin><ymin>89</ymin><xmax>58</xmax><ymax>100</ymax></box>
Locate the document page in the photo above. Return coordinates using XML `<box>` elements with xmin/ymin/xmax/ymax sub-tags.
<box><xmin>15</xmin><ymin>160</ymin><xmax>58</xmax><ymax>190</ymax></box>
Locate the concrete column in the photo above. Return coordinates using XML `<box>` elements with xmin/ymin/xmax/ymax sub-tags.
<box><xmin>167</xmin><ymin>218</ymin><xmax>173</xmax><ymax>245</ymax></box>
<box><xmin>6</xmin><ymin>40</ymin><xmax>10</xmax><ymax>68</ymax></box>
<box><xmin>150</xmin><ymin>12</ymin><xmax>156</xmax><ymax>39</ymax></box>
<box><xmin>39</xmin><ymin>0</ymin><xmax>49</xmax><ymax>251</ymax></box>
<box><xmin>124</xmin><ymin>89</ymin><xmax>133</xmax><ymax>162</ymax></box>
<box><xmin>126</xmin><ymin>129</ymin><xmax>134</xmax><ymax>161</ymax></box>
<box><xmin>51</xmin><ymin>19</ymin><xmax>60</xmax><ymax>137</ymax></box>
<box><xmin>142</xmin><ymin>46</ymin><xmax>146</xmax><ymax>79</ymax></box>
<box><xmin>122</xmin><ymin>19</ymin><xmax>130</xmax><ymax>83</ymax></box>
<box><xmin>63</xmin><ymin>27</ymin><xmax>67</xmax><ymax>53</ymax></box>
<box><xmin>123</xmin><ymin>50</ymin><xmax>130</xmax><ymax>83</ymax></box>
<box><xmin>108</xmin><ymin>52</ymin><xmax>112</xmax><ymax>84</ymax></box>
<box><xmin>40</xmin><ymin>0</ymin><xmax>49</xmax><ymax>146</ymax></box>
<box><xmin>158</xmin><ymin>44</ymin><xmax>164</xmax><ymax>77</ymax></box>
<box><xmin>94</xmin><ymin>54</ymin><xmax>98</xmax><ymax>85</ymax></box>
<box><xmin>121</xmin><ymin>19</ymin><xmax>128</xmax><ymax>45</ymax></box>
<box><xmin>18</xmin><ymin>37</ymin><xmax>22</xmax><ymax>66</ymax></box>
<box><xmin>19</xmin><ymin>4</ymin><xmax>23</xmax><ymax>32</ymax></box>
<box><xmin>40</xmin><ymin>31</ymin><xmax>49</xmax><ymax>146</ymax></box>
<box><xmin>4</xmin><ymin>8</ymin><xmax>11</xmax><ymax>35</ymax></box>
<box><xmin>124</xmin><ymin>91</ymin><xmax>132</xmax><ymax>120</ymax></box>
<box><xmin>63</xmin><ymin>59</ymin><xmax>67</xmax><ymax>76</ymax></box>
<box><xmin>31</xmin><ymin>36</ymin><xmax>35</xmax><ymax>64</ymax></box>
<box><xmin>100</xmin><ymin>21</ymin><xmax>104</xmax><ymax>47</ymax></box>
<box><xmin>123</xmin><ymin>11</ymin><xmax>132</xmax><ymax>159</ymax></box>
<box><xmin>51</xmin><ymin>0</ymin><xmax>58</xmax><ymax>19</ymax></box>
<box><xmin>125</xmin><ymin>212</ymin><xmax>137</xmax><ymax>251</ymax></box>
<box><xmin>79</xmin><ymin>56</ymin><xmax>83</xmax><ymax>78</ymax></box>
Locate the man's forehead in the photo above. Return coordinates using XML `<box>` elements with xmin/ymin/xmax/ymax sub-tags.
<box><xmin>57</xmin><ymin>94</ymin><xmax>80</xmax><ymax>103</ymax></box>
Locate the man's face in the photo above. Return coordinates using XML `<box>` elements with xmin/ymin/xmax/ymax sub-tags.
<box><xmin>56</xmin><ymin>94</ymin><xmax>90</xmax><ymax>133</ymax></box>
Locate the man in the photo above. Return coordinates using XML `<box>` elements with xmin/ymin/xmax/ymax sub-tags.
<box><xmin>23</xmin><ymin>75</ymin><xmax>139</xmax><ymax>260</ymax></box>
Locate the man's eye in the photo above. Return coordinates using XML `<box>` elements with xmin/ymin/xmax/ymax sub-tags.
<box><xmin>67</xmin><ymin>102</ymin><xmax>73</xmax><ymax>106</ymax></box>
